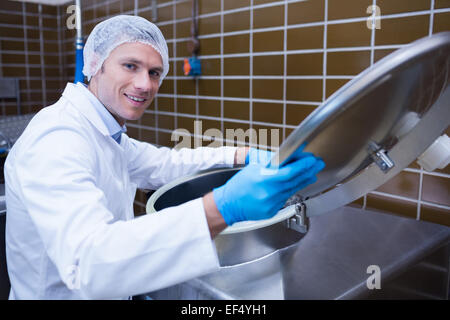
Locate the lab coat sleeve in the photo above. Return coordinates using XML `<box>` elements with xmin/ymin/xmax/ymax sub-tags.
<box><xmin>123</xmin><ymin>135</ymin><xmax>238</xmax><ymax>189</ymax></box>
<box><xmin>13</xmin><ymin>128</ymin><xmax>220</xmax><ymax>299</ymax></box>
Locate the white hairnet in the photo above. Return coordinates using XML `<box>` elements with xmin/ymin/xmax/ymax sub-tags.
<box><xmin>82</xmin><ymin>15</ymin><xmax>169</xmax><ymax>85</ymax></box>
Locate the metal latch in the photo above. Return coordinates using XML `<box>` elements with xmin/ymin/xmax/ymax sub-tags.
<box><xmin>285</xmin><ymin>202</ymin><xmax>309</xmax><ymax>234</ymax></box>
<box><xmin>368</xmin><ymin>141</ymin><xmax>395</xmax><ymax>173</ymax></box>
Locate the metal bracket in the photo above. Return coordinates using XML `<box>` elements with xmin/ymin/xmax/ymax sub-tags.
<box><xmin>285</xmin><ymin>202</ymin><xmax>309</xmax><ymax>234</ymax></box>
<box><xmin>368</xmin><ymin>141</ymin><xmax>395</xmax><ymax>173</ymax></box>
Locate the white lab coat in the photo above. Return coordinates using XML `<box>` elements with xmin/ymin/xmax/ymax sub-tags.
<box><xmin>4</xmin><ymin>82</ymin><xmax>237</xmax><ymax>299</ymax></box>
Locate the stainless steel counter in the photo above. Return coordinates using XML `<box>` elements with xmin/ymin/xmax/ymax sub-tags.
<box><xmin>148</xmin><ymin>206</ymin><xmax>450</xmax><ymax>300</ymax></box>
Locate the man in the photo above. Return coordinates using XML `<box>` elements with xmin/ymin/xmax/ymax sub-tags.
<box><xmin>4</xmin><ymin>16</ymin><xmax>324</xmax><ymax>299</ymax></box>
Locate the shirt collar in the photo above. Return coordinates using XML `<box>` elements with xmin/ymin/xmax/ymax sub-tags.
<box><xmin>76</xmin><ymin>82</ymin><xmax>127</xmax><ymax>144</ymax></box>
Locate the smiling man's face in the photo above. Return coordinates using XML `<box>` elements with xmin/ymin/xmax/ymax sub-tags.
<box><xmin>88</xmin><ymin>42</ymin><xmax>164</xmax><ymax>126</ymax></box>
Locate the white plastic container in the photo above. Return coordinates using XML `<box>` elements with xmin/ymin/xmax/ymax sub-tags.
<box><xmin>417</xmin><ymin>134</ymin><xmax>450</xmax><ymax>172</ymax></box>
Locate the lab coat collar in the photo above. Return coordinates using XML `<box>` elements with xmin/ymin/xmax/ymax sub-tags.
<box><xmin>75</xmin><ymin>82</ymin><xmax>127</xmax><ymax>143</ymax></box>
<box><xmin>61</xmin><ymin>82</ymin><xmax>110</xmax><ymax>137</ymax></box>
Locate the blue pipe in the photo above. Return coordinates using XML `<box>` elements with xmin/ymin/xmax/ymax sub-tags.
<box><xmin>74</xmin><ymin>37</ymin><xmax>84</xmax><ymax>84</ymax></box>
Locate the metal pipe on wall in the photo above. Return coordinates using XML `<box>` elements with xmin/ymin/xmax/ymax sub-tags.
<box><xmin>74</xmin><ymin>0</ymin><xmax>84</xmax><ymax>84</ymax></box>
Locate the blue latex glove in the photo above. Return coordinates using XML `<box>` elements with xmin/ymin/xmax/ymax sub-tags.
<box><xmin>245</xmin><ymin>148</ymin><xmax>274</xmax><ymax>166</ymax></box>
<box><xmin>214</xmin><ymin>147</ymin><xmax>325</xmax><ymax>226</ymax></box>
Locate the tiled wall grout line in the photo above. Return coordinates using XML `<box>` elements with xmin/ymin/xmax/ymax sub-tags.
<box><xmin>220</xmin><ymin>0</ymin><xmax>224</xmax><ymax>135</ymax></box>
<box><xmin>151</xmin><ymin>0</ymin><xmax>159</xmax><ymax>144</ymax></box>
<box><xmin>128</xmin><ymin>123</ymin><xmax>288</xmax><ymax>150</ymax></box>
<box><xmin>61</xmin><ymin>3</ymin><xmax>67</xmax><ymax>90</ymax></box>
<box><xmin>93</xmin><ymin>0</ymin><xmax>97</xmax><ymax>28</ymax></box>
<box><xmin>0</xmin><ymin>23</ymin><xmax>57</xmax><ymax>32</ymax></box>
<box><xmin>195</xmin><ymin>79</ymin><xmax>199</xmax><ymax>123</ymax></box>
<box><xmin>403</xmin><ymin>167</ymin><xmax>450</xmax><ymax>179</ymax></box>
<box><xmin>22</xmin><ymin>2</ymin><xmax>31</xmax><ymax>114</ymax></box>
<box><xmin>420</xmin><ymin>201</ymin><xmax>450</xmax><ymax>211</ymax></box>
<box><xmin>368</xmin><ymin>190</ymin><xmax>450</xmax><ymax>212</ymax></box>
<box><xmin>282</xmin><ymin>0</ymin><xmax>288</xmax><ymax>142</ymax></box>
<box><xmin>149</xmin><ymin>110</ymin><xmax>286</xmax><ymax>127</ymax></box>
<box><xmin>194</xmin><ymin>75</ymin><xmax>199</xmax><ymax>124</ymax></box>
<box><xmin>114</xmin><ymin>7</ymin><xmax>450</xmax><ymax>36</ymax></box>
<box><xmin>154</xmin><ymin>94</ymin><xmax>158</xmax><ymax>144</ymax></box>
<box><xmin>3</xmin><ymin>63</ymin><xmax>79</xmax><ymax>68</ymax></box>
<box><xmin>2</xmin><ymin>4</ymin><xmax>449</xmax><ymax>30</ymax></box>
<box><xmin>369</xmin><ymin>191</ymin><xmax>450</xmax><ymax>212</ymax></box>
<box><xmin>132</xmin><ymin>0</ymin><xmax>143</xmax><ymax>141</ymax></box>
<box><xmin>362</xmin><ymin>193</ymin><xmax>367</xmax><ymax>210</ymax></box>
<box><xmin>417</xmin><ymin>165</ymin><xmax>424</xmax><ymax>220</ymax></box>
<box><xmin>56</xmin><ymin>5</ymin><xmax>64</xmax><ymax>95</ymax></box>
<box><xmin>0</xmin><ymin>9</ymin><xmax>54</xmax><ymax>18</ymax></box>
<box><xmin>172</xmin><ymin>0</ymin><xmax>177</xmax><ymax>145</ymax></box>
<box><xmin>105</xmin><ymin>0</ymin><xmax>109</xmax><ymax>19</ymax></box>
<box><xmin>83</xmin><ymin>0</ymin><xmax>174</xmax><ymax>12</ymax></box>
<box><xmin>162</xmin><ymin>75</ymin><xmax>355</xmax><ymax>80</ymax></box>
<box><xmin>194</xmin><ymin>0</ymin><xmax>199</xmax><ymax>123</ymax></box>
<box><xmin>194</xmin><ymin>44</ymin><xmax>406</xmax><ymax>54</ymax></box>
<box><xmin>38</xmin><ymin>4</ymin><xmax>47</xmax><ymax>109</ymax></box>
<box><xmin>157</xmin><ymin>93</ymin><xmax>321</xmax><ymax>106</ymax></box>
<box><xmin>429</xmin><ymin>0</ymin><xmax>435</xmax><ymax>36</ymax></box>
<box><xmin>0</xmin><ymin>76</ymin><xmax>64</xmax><ymax>81</ymax></box>
<box><xmin>249</xmin><ymin>0</ymin><xmax>254</xmax><ymax>146</ymax></box>
<box><xmin>0</xmin><ymin>39</ymin><xmax>3</xmax><ymax>77</ymax></box>
<box><xmin>364</xmin><ymin>0</ymin><xmax>377</xmax><ymax>209</ymax></box>
<box><xmin>0</xmin><ymin>50</ymin><xmax>58</xmax><ymax>56</ymax></box>
<box><xmin>119</xmin><ymin>3</ymin><xmax>450</xmax><ymax>28</ymax></box>
<box><xmin>322</xmin><ymin>0</ymin><xmax>328</xmax><ymax>102</ymax></box>
<box><xmin>58</xmin><ymin>38</ymin><xmax>407</xmax><ymax>53</ymax></box>
<box><xmin>416</xmin><ymin>0</ymin><xmax>436</xmax><ymax>221</ymax></box>
<box><xmin>133</xmin><ymin>200</ymin><xmax>146</xmax><ymax>207</ymax></box>
<box><xmin>369</xmin><ymin>0</ymin><xmax>377</xmax><ymax>66</ymax></box>
<box><xmin>84</xmin><ymin>0</ymin><xmax>302</xmax><ymax>13</ymax></box>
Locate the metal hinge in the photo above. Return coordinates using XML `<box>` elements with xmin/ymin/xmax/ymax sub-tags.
<box><xmin>285</xmin><ymin>202</ymin><xmax>309</xmax><ymax>234</ymax></box>
<box><xmin>368</xmin><ymin>141</ymin><xmax>395</xmax><ymax>173</ymax></box>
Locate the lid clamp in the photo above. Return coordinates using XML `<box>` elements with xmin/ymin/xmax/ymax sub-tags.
<box><xmin>285</xmin><ymin>202</ymin><xmax>309</xmax><ymax>234</ymax></box>
<box><xmin>368</xmin><ymin>141</ymin><xmax>395</xmax><ymax>173</ymax></box>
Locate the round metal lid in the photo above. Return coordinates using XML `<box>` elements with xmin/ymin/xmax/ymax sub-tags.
<box><xmin>273</xmin><ymin>32</ymin><xmax>450</xmax><ymax>200</ymax></box>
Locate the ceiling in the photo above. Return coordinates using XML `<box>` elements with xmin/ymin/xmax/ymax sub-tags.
<box><xmin>11</xmin><ymin>0</ymin><xmax>74</xmax><ymax>6</ymax></box>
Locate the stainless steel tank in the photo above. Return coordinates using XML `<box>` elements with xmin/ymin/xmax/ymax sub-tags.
<box><xmin>147</xmin><ymin>167</ymin><xmax>305</xmax><ymax>266</ymax></box>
